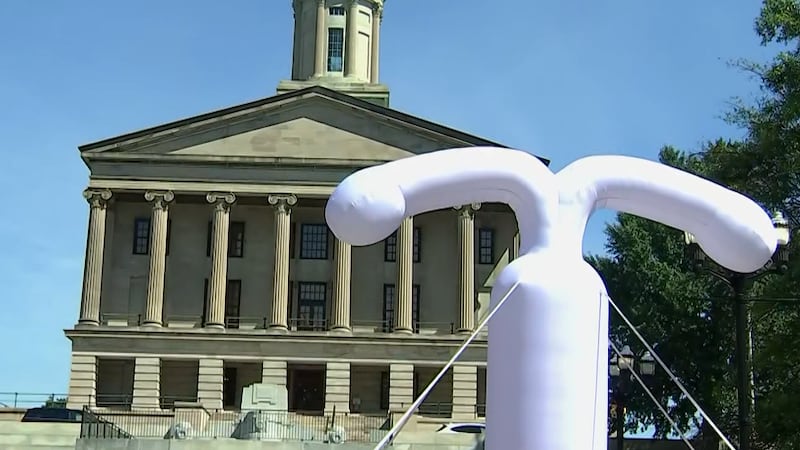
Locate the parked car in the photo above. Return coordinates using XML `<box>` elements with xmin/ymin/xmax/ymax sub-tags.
<box><xmin>436</xmin><ymin>422</ymin><xmax>485</xmax><ymax>434</ymax></box>
<box><xmin>21</xmin><ymin>407</ymin><xmax>83</xmax><ymax>423</ymax></box>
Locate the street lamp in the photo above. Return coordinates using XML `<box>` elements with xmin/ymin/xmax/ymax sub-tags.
<box><xmin>684</xmin><ymin>211</ymin><xmax>791</xmax><ymax>450</ymax></box>
<box><xmin>610</xmin><ymin>345</ymin><xmax>656</xmax><ymax>450</ymax></box>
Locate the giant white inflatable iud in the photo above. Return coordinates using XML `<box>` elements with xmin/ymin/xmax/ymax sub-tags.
<box><xmin>325</xmin><ymin>147</ymin><xmax>777</xmax><ymax>450</ymax></box>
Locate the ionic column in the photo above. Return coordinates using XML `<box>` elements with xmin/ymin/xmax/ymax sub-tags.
<box><xmin>344</xmin><ymin>0</ymin><xmax>359</xmax><ymax>78</ymax></box>
<box><xmin>79</xmin><ymin>189</ymin><xmax>112</xmax><ymax>326</ymax></box>
<box><xmin>142</xmin><ymin>191</ymin><xmax>174</xmax><ymax>327</ymax></box>
<box><xmin>268</xmin><ymin>194</ymin><xmax>297</xmax><ymax>331</ymax></box>
<box><xmin>313</xmin><ymin>0</ymin><xmax>326</xmax><ymax>76</ymax></box>
<box><xmin>369</xmin><ymin>3</ymin><xmax>382</xmax><ymax>84</ymax></box>
<box><xmin>205</xmin><ymin>193</ymin><xmax>236</xmax><ymax>329</ymax></box>
<box><xmin>395</xmin><ymin>217</ymin><xmax>414</xmax><ymax>334</ymax></box>
<box><xmin>511</xmin><ymin>230</ymin><xmax>521</xmax><ymax>261</ymax></box>
<box><xmin>456</xmin><ymin>204</ymin><xmax>480</xmax><ymax>333</ymax></box>
<box><xmin>330</xmin><ymin>238</ymin><xmax>352</xmax><ymax>332</ymax></box>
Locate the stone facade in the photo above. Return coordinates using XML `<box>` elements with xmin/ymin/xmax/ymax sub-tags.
<box><xmin>64</xmin><ymin>1</ymin><xmax>546</xmax><ymax>420</ymax></box>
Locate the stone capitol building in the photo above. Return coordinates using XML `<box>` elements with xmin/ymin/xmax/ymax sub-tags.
<box><xmin>65</xmin><ymin>0</ymin><xmax>546</xmax><ymax>422</ymax></box>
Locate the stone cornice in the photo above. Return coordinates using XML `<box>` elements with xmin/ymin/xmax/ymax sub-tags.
<box><xmin>89</xmin><ymin>179</ymin><xmax>335</xmax><ymax>197</ymax></box>
<box><xmin>64</xmin><ymin>327</ymin><xmax>488</xmax><ymax>364</ymax></box>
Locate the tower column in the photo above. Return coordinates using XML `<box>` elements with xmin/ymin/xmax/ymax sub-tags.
<box><xmin>205</xmin><ymin>193</ymin><xmax>236</xmax><ymax>329</ymax></box>
<box><xmin>314</xmin><ymin>0</ymin><xmax>326</xmax><ymax>77</ymax></box>
<box><xmin>395</xmin><ymin>217</ymin><xmax>414</xmax><ymax>334</ymax></box>
<box><xmin>142</xmin><ymin>191</ymin><xmax>174</xmax><ymax>327</ymax></box>
<box><xmin>456</xmin><ymin>204</ymin><xmax>480</xmax><ymax>334</ymax></box>
<box><xmin>268</xmin><ymin>194</ymin><xmax>297</xmax><ymax>332</ymax></box>
<box><xmin>370</xmin><ymin>4</ymin><xmax>382</xmax><ymax>83</ymax></box>
<box><xmin>344</xmin><ymin>0</ymin><xmax>359</xmax><ymax>78</ymax></box>
<box><xmin>79</xmin><ymin>189</ymin><xmax>112</xmax><ymax>326</ymax></box>
<box><xmin>331</xmin><ymin>238</ymin><xmax>352</xmax><ymax>332</ymax></box>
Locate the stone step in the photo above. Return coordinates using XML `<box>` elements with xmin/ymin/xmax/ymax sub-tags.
<box><xmin>0</xmin><ymin>446</ymin><xmax>74</xmax><ymax>450</ymax></box>
<box><xmin>0</xmin><ymin>422</ymin><xmax>80</xmax><ymax>435</ymax></box>
<box><xmin>0</xmin><ymin>433</ymin><xmax>78</xmax><ymax>446</ymax></box>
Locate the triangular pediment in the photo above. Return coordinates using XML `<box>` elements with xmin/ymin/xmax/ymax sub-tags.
<box><xmin>170</xmin><ymin>116</ymin><xmax>413</xmax><ymax>161</ymax></box>
<box><xmin>80</xmin><ymin>87</ymin><xmax>526</xmax><ymax>166</ymax></box>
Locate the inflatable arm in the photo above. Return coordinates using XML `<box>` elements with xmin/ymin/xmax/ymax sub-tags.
<box><xmin>326</xmin><ymin>147</ymin><xmax>559</xmax><ymax>253</ymax></box>
<box><xmin>556</xmin><ymin>155</ymin><xmax>777</xmax><ymax>273</ymax></box>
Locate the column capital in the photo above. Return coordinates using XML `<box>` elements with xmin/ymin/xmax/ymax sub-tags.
<box><xmin>83</xmin><ymin>189</ymin><xmax>113</xmax><ymax>208</ymax></box>
<box><xmin>268</xmin><ymin>194</ymin><xmax>298</xmax><ymax>212</ymax></box>
<box><xmin>206</xmin><ymin>192</ymin><xmax>236</xmax><ymax>211</ymax></box>
<box><xmin>371</xmin><ymin>1</ymin><xmax>384</xmax><ymax>17</ymax></box>
<box><xmin>144</xmin><ymin>191</ymin><xmax>175</xmax><ymax>209</ymax></box>
<box><xmin>455</xmin><ymin>203</ymin><xmax>481</xmax><ymax>217</ymax></box>
<box><xmin>345</xmin><ymin>0</ymin><xmax>359</xmax><ymax>8</ymax></box>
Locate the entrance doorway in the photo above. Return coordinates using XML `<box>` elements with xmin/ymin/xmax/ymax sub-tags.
<box><xmin>287</xmin><ymin>365</ymin><xmax>325</xmax><ymax>414</ymax></box>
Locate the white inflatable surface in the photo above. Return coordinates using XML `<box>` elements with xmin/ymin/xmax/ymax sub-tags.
<box><xmin>325</xmin><ymin>146</ymin><xmax>777</xmax><ymax>450</ymax></box>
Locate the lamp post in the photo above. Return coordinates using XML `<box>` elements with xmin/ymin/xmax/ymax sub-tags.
<box><xmin>610</xmin><ymin>345</ymin><xmax>656</xmax><ymax>450</ymax></box>
<box><xmin>684</xmin><ymin>211</ymin><xmax>791</xmax><ymax>450</ymax></box>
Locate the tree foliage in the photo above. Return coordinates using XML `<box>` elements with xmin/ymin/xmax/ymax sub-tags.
<box><xmin>593</xmin><ymin>1</ymin><xmax>800</xmax><ymax>448</ymax></box>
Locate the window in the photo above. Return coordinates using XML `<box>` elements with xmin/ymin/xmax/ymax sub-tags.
<box><xmin>379</xmin><ymin>371</ymin><xmax>390</xmax><ymax>411</ymax></box>
<box><xmin>202</xmin><ymin>279</ymin><xmax>209</xmax><ymax>326</ymax></box>
<box><xmin>384</xmin><ymin>233</ymin><xmax>397</xmax><ymax>262</ymax></box>
<box><xmin>412</xmin><ymin>285</ymin><xmax>420</xmax><ymax>331</ymax></box>
<box><xmin>133</xmin><ymin>218</ymin><xmax>171</xmax><ymax>255</ymax></box>
<box><xmin>133</xmin><ymin>218</ymin><xmax>150</xmax><ymax>254</ymax></box>
<box><xmin>289</xmin><ymin>223</ymin><xmax>297</xmax><ymax>259</ymax></box>
<box><xmin>478</xmin><ymin>228</ymin><xmax>494</xmax><ymax>264</ymax></box>
<box><xmin>329</xmin><ymin>6</ymin><xmax>345</xmax><ymax>15</ymax></box>
<box><xmin>327</xmin><ymin>28</ymin><xmax>344</xmax><ymax>72</ymax></box>
<box><xmin>413</xmin><ymin>227</ymin><xmax>421</xmax><ymax>262</ymax></box>
<box><xmin>223</xmin><ymin>367</ymin><xmax>238</xmax><ymax>408</ymax></box>
<box><xmin>226</xmin><ymin>280</ymin><xmax>242</xmax><ymax>328</ymax></box>
<box><xmin>383</xmin><ymin>227</ymin><xmax>421</xmax><ymax>262</ymax></box>
<box><xmin>383</xmin><ymin>284</ymin><xmax>420</xmax><ymax>332</ymax></box>
<box><xmin>297</xmin><ymin>282</ymin><xmax>326</xmax><ymax>331</ymax></box>
<box><xmin>300</xmin><ymin>224</ymin><xmax>329</xmax><ymax>259</ymax></box>
<box><xmin>382</xmin><ymin>284</ymin><xmax>395</xmax><ymax>332</ymax></box>
<box><xmin>206</xmin><ymin>221</ymin><xmax>246</xmax><ymax>257</ymax></box>
<box><xmin>229</xmin><ymin>222</ymin><xmax>245</xmax><ymax>257</ymax></box>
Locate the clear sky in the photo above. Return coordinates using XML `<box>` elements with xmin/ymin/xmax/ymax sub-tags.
<box><xmin>0</xmin><ymin>0</ymin><xmax>776</xmax><ymax>405</ymax></box>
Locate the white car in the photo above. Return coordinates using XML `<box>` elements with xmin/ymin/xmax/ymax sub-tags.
<box><xmin>436</xmin><ymin>423</ymin><xmax>485</xmax><ymax>434</ymax></box>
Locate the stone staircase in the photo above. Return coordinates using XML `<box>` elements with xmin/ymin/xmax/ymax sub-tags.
<box><xmin>0</xmin><ymin>421</ymin><xmax>79</xmax><ymax>450</ymax></box>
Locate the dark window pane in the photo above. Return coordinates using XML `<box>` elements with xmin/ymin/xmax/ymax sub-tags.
<box><xmin>383</xmin><ymin>284</ymin><xmax>395</xmax><ymax>332</ymax></box>
<box><xmin>384</xmin><ymin>232</ymin><xmax>397</xmax><ymax>262</ymax></box>
<box><xmin>478</xmin><ymin>228</ymin><xmax>494</xmax><ymax>264</ymax></box>
<box><xmin>226</xmin><ymin>280</ymin><xmax>241</xmax><ymax>328</ymax></box>
<box><xmin>229</xmin><ymin>221</ymin><xmax>245</xmax><ymax>257</ymax></box>
<box><xmin>206</xmin><ymin>221</ymin><xmax>212</xmax><ymax>257</ymax></box>
<box><xmin>327</xmin><ymin>28</ymin><xmax>344</xmax><ymax>72</ymax></box>
<box><xmin>298</xmin><ymin>282</ymin><xmax>326</xmax><ymax>331</ymax></box>
<box><xmin>413</xmin><ymin>227</ymin><xmax>421</xmax><ymax>262</ymax></box>
<box><xmin>133</xmin><ymin>218</ymin><xmax>150</xmax><ymax>255</ymax></box>
<box><xmin>300</xmin><ymin>224</ymin><xmax>329</xmax><ymax>259</ymax></box>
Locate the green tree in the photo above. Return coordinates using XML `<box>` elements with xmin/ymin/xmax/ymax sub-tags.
<box><xmin>594</xmin><ymin>1</ymin><xmax>800</xmax><ymax>447</ymax></box>
<box><xmin>43</xmin><ymin>394</ymin><xmax>67</xmax><ymax>408</ymax></box>
<box><xmin>591</xmin><ymin>146</ymin><xmax>740</xmax><ymax>447</ymax></box>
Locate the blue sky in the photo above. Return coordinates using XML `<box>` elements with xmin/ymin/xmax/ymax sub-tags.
<box><xmin>0</xmin><ymin>0</ymin><xmax>776</xmax><ymax>407</ymax></box>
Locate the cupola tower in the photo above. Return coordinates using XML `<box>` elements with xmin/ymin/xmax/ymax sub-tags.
<box><xmin>277</xmin><ymin>0</ymin><xmax>390</xmax><ymax>106</ymax></box>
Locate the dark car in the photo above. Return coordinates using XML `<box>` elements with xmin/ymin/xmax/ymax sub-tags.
<box><xmin>21</xmin><ymin>407</ymin><xmax>83</xmax><ymax>423</ymax></box>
